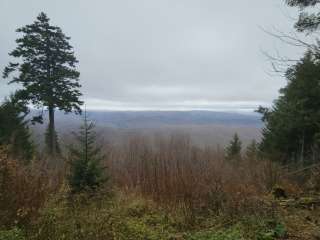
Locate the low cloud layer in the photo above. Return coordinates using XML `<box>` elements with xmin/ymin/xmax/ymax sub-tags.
<box><xmin>0</xmin><ymin>0</ymin><xmax>304</xmax><ymax>111</ymax></box>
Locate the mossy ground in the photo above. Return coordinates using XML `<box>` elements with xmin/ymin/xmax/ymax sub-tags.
<box><xmin>2</xmin><ymin>190</ymin><xmax>319</xmax><ymax>240</ymax></box>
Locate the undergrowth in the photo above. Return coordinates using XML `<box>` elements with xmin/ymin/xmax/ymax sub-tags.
<box><xmin>0</xmin><ymin>191</ymin><xmax>284</xmax><ymax>240</ymax></box>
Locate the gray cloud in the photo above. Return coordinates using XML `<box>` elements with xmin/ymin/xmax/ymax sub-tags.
<box><xmin>0</xmin><ymin>0</ymin><xmax>304</xmax><ymax>110</ymax></box>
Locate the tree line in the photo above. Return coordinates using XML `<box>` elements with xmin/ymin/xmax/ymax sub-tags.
<box><xmin>257</xmin><ymin>0</ymin><xmax>320</xmax><ymax>165</ymax></box>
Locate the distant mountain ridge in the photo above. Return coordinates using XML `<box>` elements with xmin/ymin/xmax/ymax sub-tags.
<box><xmin>30</xmin><ymin>110</ymin><xmax>263</xmax><ymax>147</ymax></box>
<box><xmin>49</xmin><ymin>110</ymin><xmax>262</xmax><ymax>128</ymax></box>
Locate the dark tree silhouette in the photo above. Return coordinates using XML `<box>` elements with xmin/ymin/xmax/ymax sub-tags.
<box><xmin>258</xmin><ymin>51</ymin><xmax>320</xmax><ymax>164</ymax></box>
<box><xmin>225</xmin><ymin>133</ymin><xmax>242</xmax><ymax>162</ymax></box>
<box><xmin>3</xmin><ymin>12</ymin><xmax>83</xmax><ymax>156</ymax></box>
<box><xmin>0</xmin><ymin>94</ymin><xmax>34</xmax><ymax>163</ymax></box>
<box><xmin>68</xmin><ymin>111</ymin><xmax>107</xmax><ymax>194</ymax></box>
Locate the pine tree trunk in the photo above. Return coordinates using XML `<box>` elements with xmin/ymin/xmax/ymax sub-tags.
<box><xmin>48</xmin><ymin>105</ymin><xmax>56</xmax><ymax>156</ymax></box>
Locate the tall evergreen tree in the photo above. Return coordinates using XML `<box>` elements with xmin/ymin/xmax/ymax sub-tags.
<box><xmin>68</xmin><ymin>111</ymin><xmax>107</xmax><ymax>194</ymax></box>
<box><xmin>225</xmin><ymin>133</ymin><xmax>242</xmax><ymax>162</ymax></box>
<box><xmin>0</xmin><ymin>94</ymin><xmax>34</xmax><ymax>163</ymax></box>
<box><xmin>3</xmin><ymin>12</ymin><xmax>83</xmax><ymax>156</ymax></box>
<box><xmin>258</xmin><ymin>51</ymin><xmax>320</xmax><ymax>164</ymax></box>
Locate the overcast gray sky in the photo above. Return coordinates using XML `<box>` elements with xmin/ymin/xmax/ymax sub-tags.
<box><xmin>0</xmin><ymin>0</ymin><xmax>305</xmax><ymax>111</ymax></box>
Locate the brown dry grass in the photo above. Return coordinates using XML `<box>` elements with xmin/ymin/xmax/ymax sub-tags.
<box><xmin>0</xmin><ymin>146</ymin><xmax>62</xmax><ymax>228</ymax></box>
<box><xmin>1</xmin><ymin>134</ymin><xmax>319</xmax><ymax>239</ymax></box>
<box><xmin>104</xmin><ymin>134</ymin><xmax>294</xmax><ymax>221</ymax></box>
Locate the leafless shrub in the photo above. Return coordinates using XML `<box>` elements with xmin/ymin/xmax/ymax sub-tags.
<box><xmin>105</xmin><ymin>134</ymin><xmax>285</xmax><ymax>221</ymax></box>
<box><xmin>0</xmin><ymin>146</ymin><xmax>61</xmax><ymax>228</ymax></box>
